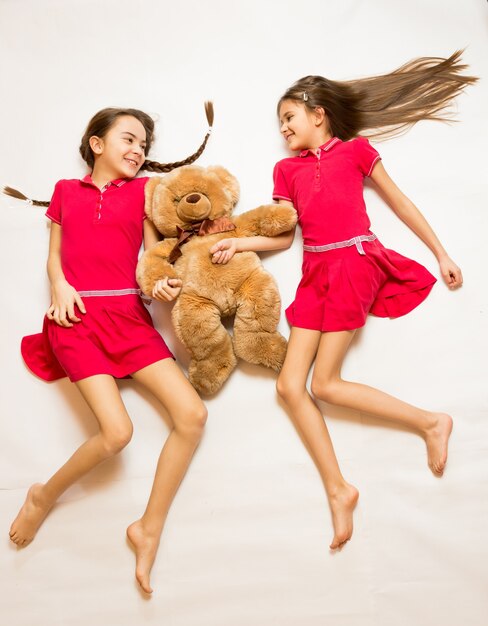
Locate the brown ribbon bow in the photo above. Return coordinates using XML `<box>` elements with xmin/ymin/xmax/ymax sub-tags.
<box><xmin>168</xmin><ymin>216</ymin><xmax>236</xmax><ymax>264</ymax></box>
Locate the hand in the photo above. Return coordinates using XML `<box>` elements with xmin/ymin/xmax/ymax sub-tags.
<box><xmin>210</xmin><ymin>238</ymin><xmax>238</xmax><ymax>264</ymax></box>
<box><xmin>152</xmin><ymin>277</ymin><xmax>182</xmax><ymax>301</ymax></box>
<box><xmin>439</xmin><ymin>254</ymin><xmax>463</xmax><ymax>290</ymax></box>
<box><xmin>47</xmin><ymin>280</ymin><xmax>86</xmax><ymax>327</ymax></box>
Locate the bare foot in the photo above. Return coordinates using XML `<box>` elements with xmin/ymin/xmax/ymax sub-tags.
<box><xmin>126</xmin><ymin>520</ymin><xmax>161</xmax><ymax>594</ymax></box>
<box><xmin>9</xmin><ymin>483</ymin><xmax>53</xmax><ymax>547</ymax></box>
<box><xmin>424</xmin><ymin>413</ymin><xmax>453</xmax><ymax>476</ymax></box>
<box><xmin>328</xmin><ymin>483</ymin><xmax>359</xmax><ymax>550</ymax></box>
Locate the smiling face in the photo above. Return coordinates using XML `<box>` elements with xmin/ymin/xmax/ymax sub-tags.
<box><xmin>278</xmin><ymin>99</ymin><xmax>330</xmax><ymax>151</ymax></box>
<box><xmin>90</xmin><ymin>115</ymin><xmax>147</xmax><ymax>180</ymax></box>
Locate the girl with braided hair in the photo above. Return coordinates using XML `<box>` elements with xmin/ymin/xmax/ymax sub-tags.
<box><xmin>7</xmin><ymin>103</ymin><xmax>213</xmax><ymax>594</ymax></box>
<box><xmin>210</xmin><ymin>51</ymin><xmax>477</xmax><ymax>550</ymax></box>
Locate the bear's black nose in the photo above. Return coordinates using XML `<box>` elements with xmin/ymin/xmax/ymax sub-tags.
<box><xmin>186</xmin><ymin>194</ymin><xmax>201</xmax><ymax>204</ymax></box>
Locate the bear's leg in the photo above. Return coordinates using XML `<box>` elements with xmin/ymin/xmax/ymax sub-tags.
<box><xmin>172</xmin><ymin>294</ymin><xmax>237</xmax><ymax>395</ymax></box>
<box><xmin>233</xmin><ymin>269</ymin><xmax>287</xmax><ymax>371</ymax></box>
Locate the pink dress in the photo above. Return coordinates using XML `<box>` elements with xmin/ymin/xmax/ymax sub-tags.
<box><xmin>22</xmin><ymin>175</ymin><xmax>173</xmax><ymax>382</ymax></box>
<box><xmin>273</xmin><ymin>137</ymin><xmax>436</xmax><ymax>331</ymax></box>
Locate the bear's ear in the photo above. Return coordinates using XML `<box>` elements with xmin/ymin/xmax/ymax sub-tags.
<box><xmin>144</xmin><ymin>176</ymin><xmax>164</xmax><ymax>220</ymax></box>
<box><xmin>206</xmin><ymin>166</ymin><xmax>240</xmax><ymax>205</ymax></box>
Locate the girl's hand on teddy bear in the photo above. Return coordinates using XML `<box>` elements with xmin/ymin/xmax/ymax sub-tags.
<box><xmin>210</xmin><ymin>238</ymin><xmax>238</xmax><ymax>264</ymax></box>
<box><xmin>47</xmin><ymin>279</ymin><xmax>86</xmax><ymax>328</ymax></box>
<box><xmin>152</xmin><ymin>277</ymin><xmax>183</xmax><ymax>301</ymax></box>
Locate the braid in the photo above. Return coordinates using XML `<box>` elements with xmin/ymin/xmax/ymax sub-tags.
<box><xmin>3</xmin><ymin>101</ymin><xmax>214</xmax><ymax>206</ymax></box>
<box><xmin>141</xmin><ymin>101</ymin><xmax>214</xmax><ymax>173</ymax></box>
<box><xmin>2</xmin><ymin>186</ymin><xmax>49</xmax><ymax>207</ymax></box>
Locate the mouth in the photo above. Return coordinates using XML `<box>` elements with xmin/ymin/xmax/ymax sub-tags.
<box><xmin>284</xmin><ymin>133</ymin><xmax>294</xmax><ymax>142</ymax></box>
<box><xmin>124</xmin><ymin>158</ymin><xmax>139</xmax><ymax>168</ymax></box>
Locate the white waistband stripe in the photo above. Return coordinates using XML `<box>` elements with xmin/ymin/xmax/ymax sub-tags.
<box><xmin>77</xmin><ymin>288</ymin><xmax>142</xmax><ymax>297</ymax></box>
<box><xmin>303</xmin><ymin>234</ymin><xmax>377</xmax><ymax>256</ymax></box>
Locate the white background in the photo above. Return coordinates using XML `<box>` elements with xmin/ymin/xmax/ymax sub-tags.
<box><xmin>0</xmin><ymin>1</ymin><xmax>487</xmax><ymax>624</ymax></box>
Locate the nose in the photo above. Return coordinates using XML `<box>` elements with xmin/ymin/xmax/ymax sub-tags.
<box><xmin>280</xmin><ymin>121</ymin><xmax>287</xmax><ymax>134</ymax></box>
<box><xmin>186</xmin><ymin>194</ymin><xmax>201</xmax><ymax>204</ymax></box>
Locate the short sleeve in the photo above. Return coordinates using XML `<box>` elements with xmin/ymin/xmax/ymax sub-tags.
<box><xmin>45</xmin><ymin>181</ymin><xmax>63</xmax><ymax>224</ymax></box>
<box><xmin>353</xmin><ymin>137</ymin><xmax>381</xmax><ymax>177</ymax></box>
<box><xmin>272</xmin><ymin>161</ymin><xmax>292</xmax><ymax>202</ymax></box>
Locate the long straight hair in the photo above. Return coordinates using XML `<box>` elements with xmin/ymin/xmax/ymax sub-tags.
<box><xmin>278</xmin><ymin>51</ymin><xmax>477</xmax><ymax>140</ymax></box>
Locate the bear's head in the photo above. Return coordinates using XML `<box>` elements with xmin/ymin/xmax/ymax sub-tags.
<box><xmin>144</xmin><ymin>165</ymin><xmax>240</xmax><ymax>237</ymax></box>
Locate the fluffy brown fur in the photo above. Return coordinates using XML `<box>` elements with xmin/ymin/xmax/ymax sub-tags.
<box><xmin>137</xmin><ymin>165</ymin><xmax>297</xmax><ymax>395</ymax></box>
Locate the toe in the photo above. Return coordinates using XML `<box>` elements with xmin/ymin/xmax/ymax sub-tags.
<box><xmin>330</xmin><ymin>536</ymin><xmax>343</xmax><ymax>550</ymax></box>
<box><xmin>137</xmin><ymin>573</ymin><xmax>153</xmax><ymax>595</ymax></box>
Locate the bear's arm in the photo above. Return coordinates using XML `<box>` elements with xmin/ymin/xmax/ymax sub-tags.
<box><xmin>136</xmin><ymin>238</ymin><xmax>179</xmax><ymax>295</ymax></box>
<box><xmin>233</xmin><ymin>204</ymin><xmax>297</xmax><ymax>238</ymax></box>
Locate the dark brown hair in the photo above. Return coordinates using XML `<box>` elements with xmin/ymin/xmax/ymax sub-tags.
<box><xmin>278</xmin><ymin>50</ymin><xmax>477</xmax><ymax>141</ymax></box>
<box><xmin>79</xmin><ymin>107</ymin><xmax>155</xmax><ymax>168</ymax></box>
<box><xmin>80</xmin><ymin>102</ymin><xmax>214</xmax><ymax>172</ymax></box>
<box><xmin>3</xmin><ymin>102</ymin><xmax>214</xmax><ymax>206</ymax></box>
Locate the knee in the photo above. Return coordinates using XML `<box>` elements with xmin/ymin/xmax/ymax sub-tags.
<box><xmin>175</xmin><ymin>404</ymin><xmax>208</xmax><ymax>442</ymax></box>
<box><xmin>276</xmin><ymin>373</ymin><xmax>304</xmax><ymax>406</ymax></box>
<box><xmin>310</xmin><ymin>377</ymin><xmax>341</xmax><ymax>404</ymax></box>
<box><xmin>100</xmin><ymin>422</ymin><xmax>133</xmax><ymax>456</ymax></box>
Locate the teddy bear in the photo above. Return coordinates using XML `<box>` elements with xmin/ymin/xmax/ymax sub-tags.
<box><xmin>136</xmin><ymin>165</ymin><xmax>297</xmax><ymax>395</ymax></box>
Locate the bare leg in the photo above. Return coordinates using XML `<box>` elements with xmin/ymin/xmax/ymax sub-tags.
<box><xmin>310</xmin><ymin>331</ymin><xmax>453</xmax><ymax>476</ymax></box>
<box><xmin>276</xmin><ymin>328</ymin><xmax>359</xmax><ymax>550</ymax></box>
<box><xmin>10</xmin><ymin>375</ymin><xmax>133</xmax><ymax>547</ymax></box>
<box><xmin>126</xmin><ymin>359</ymin><xmax>207</xmax><ymax>594</ymax></box>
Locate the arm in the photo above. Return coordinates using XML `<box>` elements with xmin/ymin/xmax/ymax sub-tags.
<box><xmin>46</xmin><ymin>223</ymin><xmax>86</xmax><ymax>327</ymax></box>
<box><xmin>370</xmin><ymin>162</ymin><xmax>463</xmax><ymax>289</ymax></box>
<box><xmin>141</xmin><ymin>219</ymin><xmax>182</xmax><ymax>301</ymax></box>
<box><xmin>210</xmin><ymin>200</ymin><xmax>296</xmax><ymax>264</ymax></box>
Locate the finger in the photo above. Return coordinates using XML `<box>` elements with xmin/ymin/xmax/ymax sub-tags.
<box><xmin>210</xmin><ymin>241</ymin><xmax>226</xmax><ymax>254</ymax></box>
<box><xmin>153</xmin><ymin>291</ymin><xmax>171</xmax><ymax>302</ymax></box>
<box><xmin>54</xmin><ymin>313</ymin><xmax>68</xmax><ymax>327</ymax></box>
<box><xmin>46</xmin><ymin>305</ymin><xmax>55</xmax><ymax>319</ymax></box>
<box><xmin>67</xmin><ymin>304</ymin><xmax>81</xmax><ymax>323</ymax></box>
<box><xmin>152</xmin><ymin>279</ymin><xmax>164</xmax><ymax>297</ymax></box>
<box><xmin>453</xmin><ymin>268</ymin><xmax>463</xmax><ymax>286</ymax></box>
<box><xmin>59</xmin><ymin>306</ymin><xmax>73</xmax><ymax>328</ymax></box>
<box><xmin>152</xmin><ymin>282</ymin><xmax>168</xmax><ymax>299</ymax></box>
<box><xmin>441</xmin><ymin>271</ymin><xmax>453</xmax><ymax>287</ymax></box>
<box><xmin>160</xmin><ymin>284</ymin><xmax>182</xmax><ymax>301</ymax></box>
<box><xmin>152</xmin><ymin>284</ymin><xmax>171</xmax><ymax>300</ymax></box>
<box><xmin>447</xmin><ymin>269</ymin><xmax>461</xmax><ymax>289</ymax></box>
<box><xmin>167</xmin><ymin>278</ymin><xmax>182</xmax><ymax>287</ymax></box>
<box><xmin>53</xmin><ymin>307</ymin><xmax>61</xmax><ymax>325</ymax></box>
<box><xmin>74</xmin><ymin>293</ymin><xmax>86</xmax><ymax>314</ymax></box>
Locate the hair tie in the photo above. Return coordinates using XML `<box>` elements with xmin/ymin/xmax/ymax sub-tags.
<box><xmin>302</xmin><ymin>92</ymin><xmax>309</xmax><ymax>102</ymax></box>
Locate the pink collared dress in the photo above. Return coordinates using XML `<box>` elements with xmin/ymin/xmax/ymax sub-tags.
<box><xmin>273</xmin><ymin>137</ymin><xmax>436</xmax><ymax>332</ymax></box>
<box><xmin>22</xmin><ymin>175</ymin><xmax>173</xmax><ymax>382</ymax></box>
